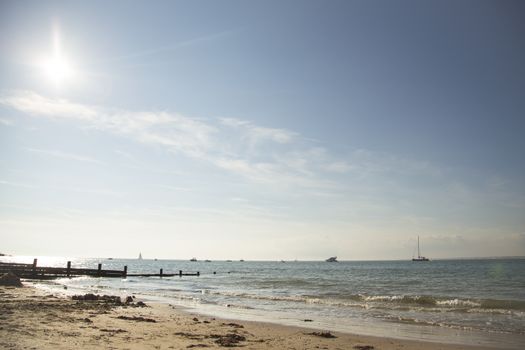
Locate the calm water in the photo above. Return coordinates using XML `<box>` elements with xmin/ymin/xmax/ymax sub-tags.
<box><xmin>3</xmin><ymin>256</ymin><xmax>525</xmax><ymax>348</ymax></box>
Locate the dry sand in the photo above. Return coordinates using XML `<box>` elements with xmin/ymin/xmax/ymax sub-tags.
<box><xmin>0</xmin><ymin>285</ymin><xmax>500</xmax><ymax>349</ymax></box>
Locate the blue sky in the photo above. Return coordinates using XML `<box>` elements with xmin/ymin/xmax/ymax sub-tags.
<box><xmin>1</xmin><ymin>0</ymin><xmax>524</xmax><ymax>259</ymax></box>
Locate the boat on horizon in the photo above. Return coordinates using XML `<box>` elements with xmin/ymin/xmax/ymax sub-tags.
<box><xmin>138</xmin><ymin>253</ymin><xmax>143</xmax><ymax>260</ymax></box>
<box><xmin>190</xmin><ymin>257</ymin><xmax>197</xmax><ymax>262</ymax></box>
<box><xmin>326</xmin><ymin>256</ymin><xmax>338</xmax><ymax>262</ymax></box>
<box><xmin>412</xmin><ymin>236</ymin><xmax>429</xmax><ymax>261</ymax></box>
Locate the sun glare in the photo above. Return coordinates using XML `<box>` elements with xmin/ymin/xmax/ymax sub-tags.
<box><xmin>43</xmin><ymin>54</ymin><xmax>73</xmax><ymax>85</ymax></box>
<box><xmin>40</xmin><ymin>26</ymin><xmax>75</xmax><ymax>87</ymax></box>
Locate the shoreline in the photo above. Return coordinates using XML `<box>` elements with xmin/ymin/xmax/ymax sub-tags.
<box><xmin>0</xmin><ymin>285</ymin><xmax>508</xmax><ymax>350</ymax></box>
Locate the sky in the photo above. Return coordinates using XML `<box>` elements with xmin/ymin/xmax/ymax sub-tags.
<box><xmin>1</xmin><ymin>0</ymin><xmax>524</xmax><ymax>260</ymax></box>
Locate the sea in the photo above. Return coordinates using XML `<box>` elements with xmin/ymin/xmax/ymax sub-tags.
<box><xmin>2</xmin><ymin>256</ymin><xmax>524</xmax><ymax>349</ymax></box>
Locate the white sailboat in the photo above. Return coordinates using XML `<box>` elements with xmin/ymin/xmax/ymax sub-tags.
<box><xmin>138</xmin><ymin>252</ymin><xmax>143</xmax><ymax>260</ymax></box>
<box><xmin>412</xmin><ymin>236</ymin><xmax>429</xmax><ymax>261</ymax></box>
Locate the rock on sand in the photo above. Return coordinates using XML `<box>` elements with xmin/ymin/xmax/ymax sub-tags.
<box><xmin>0</xmin><ymin>272</ymin><xmax>23</xmax><ymax>287</ymax></box>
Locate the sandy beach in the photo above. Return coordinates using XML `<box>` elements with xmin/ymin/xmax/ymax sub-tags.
<box><xmin>0</xmin><ymin>285</ymin><xmax>501</xmax><ymax>350</ymax></box>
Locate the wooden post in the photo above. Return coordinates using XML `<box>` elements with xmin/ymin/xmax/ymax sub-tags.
<box><xmin>97</xmin><ymin>263</ymin><xmax>102</xmax><ymax>277</ymax></box>
<box><xmin>179</xmin><ymin>270</ymin><xmax>182</xmax><ymax>277</ymax></box>
<box><xmin>66</xmin><ymin>261</ymin><xmax>71</xmax><ymax>277</ymax></box>
<box><xmin>32</xmin><ymin>258</ymin><xmax>37</xmax><ymax>276</ymax></box>
<box><xmin>123</xmin><ymin>266</ymin><xmax>127</xmax><ymax>278</ymax></box>
<box><xmin>197</xmin><ymin>271</ymin><xmax>200</xmax><ymax>276</ymax></box>
<box><xmin>160</xmin><ymin>268</ymin><xmax>163</xmax><ymax>278</ymax></box>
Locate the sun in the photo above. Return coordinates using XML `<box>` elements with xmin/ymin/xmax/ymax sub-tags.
<box><xmin>43</xmin><ymin>54</ymin><xmax>73</xmax><ymax>85</ymax></box>
<box><xmin>39</xmin><ymin>26</ymin><xmax>76</xmax><ymax>87</ymax></box>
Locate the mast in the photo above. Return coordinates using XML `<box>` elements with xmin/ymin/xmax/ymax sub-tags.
<box><xmin>417</xmin><ymin>236</ymin><xmax>420</xmax><ymax>258</ymax></box>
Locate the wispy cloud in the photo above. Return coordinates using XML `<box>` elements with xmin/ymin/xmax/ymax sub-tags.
<box><xmin>0</xmin><ymin>91</ymin><xmax>97</xmax><ymax>120</ymax></box>
<box><xmin>2</xmin><ymin>91</ymin><xmax>323</xmax><ymax>190</ymax></box>
<box><xmin>93</xmin><ymin>29</ymin><xmax>236</xmax><ymax>66</ymax></box>
<box><xmin>220</xmin><ymin>117</ymin><xmax>297</xmax><ymax>145</ymax></box>
<box><xmin>113</xmin><ymin>149</ymin><xmax>134</xmax><ymax>160</ymax></box>
<box><xmin>0</xmin><ymin>90</ymin><xmax>449</xmax><ymax>196</ymax></box>
<box><xmin>25</xmin><ymin>148</ymin><xmax>103</xmax><ymax>164</ymax></box>
<box><xmin>325</xmin><ymin>161</ymin><xmax>353</xmax><ymax>173</ymax></box>
<box><xmin>63</xmin><ymin>186</ymin><xmax>122</xmax><ymax>197</ymax></box>
<box><xmin>0</xmin><ymin>178</ymin><xmax>122</xmax><ymax>197</ymax></box>
<box><xmin>0</xmin><ymin>180</ymin><xmax>38</xmax><ymax>189</ymax></box>
<box><xmin>1</xmin><ymin>91</ymin><xmax>216</xmax><ymax>159</ymax></box>
<box><xmin>213</xmin><ymin>156</ymin><xmax>337</xmax><ymax>190</ymax></box>
<box><xmin>0</xmin><ymin>118</ymin><xmax>14</xmax><ymax>126</ymax></box>
<box><xmin>153</xmin><ymin>185</ymin><xmax>193</xmax><ymax>192</ymax></box>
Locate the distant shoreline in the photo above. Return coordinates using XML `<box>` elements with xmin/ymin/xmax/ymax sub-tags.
<box><xmin>2</xmin><ymin>255</ymin><xmax>524</xmax><ymax>261</ymax></box>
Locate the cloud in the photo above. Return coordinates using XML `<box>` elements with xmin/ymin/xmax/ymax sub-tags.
<box><xmin>0</xmin><ymin>179</ymin><xmax>121</xmax><ymax>197</ymax></box>
<box><xmin>96</xmin><ymin>29</ymin><xmax>236</xmax><ymax>66</ymax></box>
<box><xmin>0</xmin><ymin>90</ymin><xmax>97</xmax><ymax>120</ymax></box>
<box><xmin>114</xmin><ymin>149</ymin><xmax>135</xmax><ymax>160</ymax></box>
<box><xmin>0</xmin><ymin>118</ymin><xmax>14</xmax><ymax>126</ymax></box>
<box><xmin>213</xmin><ymin>156</ymin><xmax>336</xmax><ymax>190</ymax></box>
<box><xmin>1</xmin><ymin>91</ymin><xmax>216</xmax><ymax>159</ymax></box>
<box><xmin>249</xmin><ymin>126</ymin><xmax>297</xmax><ymax>144</ymax></box>
<box><xmin>0</xmin><ymin>90</ymin><xmax>450</xmax><ymax>196</ymax></box>
<box><xmin>25</xmin><ymin>148</ymin><xmax>103</xmax><ymax>164</ymax></box>
<box><xmin>2</xmin><ymin>91</ymin><xmax>328</xmax><ymax>191</ymax></box>
<box><xmin>153</xmin><ymin>185</ymin><xmax>193</xmax><ymax>192</ymax></box>
<box><xmin>0</xmin><ymin>180</ymin><xmax>38</xmax><ymax>189</ymax></box>
<box><xmin>220</xmin><ymin>117</ymin><xmax>297</xmax><ymax>144</ymax></box>
<box><xmin>345</xmin><ymin>149</ymin><xmax>444</xmax><ymax>177</ymax></box>
<box><xmin>325</xmin><ymin>161</ymin><xmax>353</xmax><ymax>173</ymax></box>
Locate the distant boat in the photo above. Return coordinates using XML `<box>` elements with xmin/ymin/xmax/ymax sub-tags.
<box><xmin>107</xmin><ymin>258</ymin><xmax>113</xmax><ymax>260</ymax></box>
<box><xmin>138</xmin><ymin>253</ymin><xmax>143</xmax><ymax>260</ymax></box>
<box><xmin>239</xmin><ymin>259</ymin><xmax>244</xmax><ymax>262</ymax></box>
<box><xmin>326</xmin><ymin>256</ymin><xmax>338</xmax><ymax>262</ymax></box>
<box><xmin>190</xmin><ymin>257</ymin><xmax>197</xmax><ymax>262</ymax></box>
<box><xmin>226</xmin><ymin>260</ymin><xmax>232</xmax><ymax>262</ymax></box>
<box><xmin>204</xmin><ymin>259</ymin><xmax>211</xmax><ymax>262</ymax></box>
<box><xmin>412</xmin><ymin>236</ymin><xmax>429</xmax><ymax>261</ymax></box>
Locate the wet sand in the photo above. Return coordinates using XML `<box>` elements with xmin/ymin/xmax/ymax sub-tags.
<box><xmin>0</xmin><ymin>285</ymin><xmax>501</xmax><ymax>349</ymax></box>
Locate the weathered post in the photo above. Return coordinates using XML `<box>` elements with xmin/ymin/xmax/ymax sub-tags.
<box><xmin>97</xmin><ymin>263</ymin><xmax>102</xmax><ymax>277</ymax></box>
<box><xmin>160</xmin><ymin>268</ymin><xmax>163</xmax><ymax>278</ymax></box>
<box><xmin>197</xmin><ymin>271</ymin><xmax>200</xmax><ymax>276</ymax></box>
<box><xmin>179</xmin><ymin>270</ymin><xmax>182</xmax><ymax>277</ymax></box>
<box><xmin>123</xmin><ymin>266</ymin><xmax>128</xmax><ymax>278</ymax></box>
<box><xmin>32</xmin><ymin>258</ymin><xmax>37</xmax><ymax>276</ymax></box>
<box><xmin>66</xmin><ymin>261</ymin><xmax>71</xmax><ymax>277</ymax></box>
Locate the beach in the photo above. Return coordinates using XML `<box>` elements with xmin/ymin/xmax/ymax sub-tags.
<box><xmin>1</xmin><ymin>285</ymin><xmax>505</xmax><ymax>350</ymax></box>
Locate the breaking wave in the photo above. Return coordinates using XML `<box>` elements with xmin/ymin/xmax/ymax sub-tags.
<box><xmin>202</xmin><ymin>290</ymin><xmax>525</xmax><ymax>314</ymax></box>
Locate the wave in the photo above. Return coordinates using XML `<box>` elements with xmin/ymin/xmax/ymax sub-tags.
<box><xmin>202</xmin><ymin>290</ymin><xmax>525</xmax><ymax>313</ymax></box>
<box><xmin>251</xmin><ymin>278</ymin><xmax>317</xmax><ymax>288</ymax></box>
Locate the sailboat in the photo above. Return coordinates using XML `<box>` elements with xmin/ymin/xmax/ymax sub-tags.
<box><xmin>412</xmin><ymin>236</ymin><xmax>429</xmax><ymax>261</ymax></box>
<box><xmin>138</xmin><ymin>252</ymin><xmax>143</xmax><ymax>260</ymax></box>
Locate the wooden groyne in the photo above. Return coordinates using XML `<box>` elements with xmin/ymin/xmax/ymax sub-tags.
<box><xmin>0</xmin><ymin>259</ymin><xmax>200</xmax><ymax>280</ymax></box>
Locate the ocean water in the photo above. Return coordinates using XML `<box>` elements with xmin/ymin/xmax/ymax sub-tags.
<box><xmin>3</xmin><ymin>256</ymin><xmax>525</xmax><ymax>348</ymax></box>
